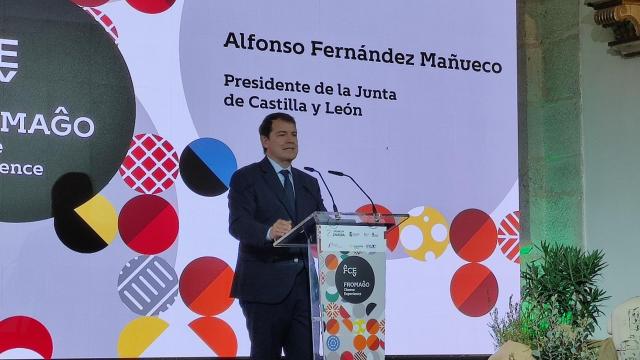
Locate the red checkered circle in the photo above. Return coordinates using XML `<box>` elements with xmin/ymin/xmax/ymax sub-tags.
<box><xmin>119</xmin><ymin>134</ymin><xmax>179</xmax><ymax>194</ymax></box>
<box><xmin>83</xmin><ymin>8</ymin><xmax>119</xmax><ymax>43</ymax></box>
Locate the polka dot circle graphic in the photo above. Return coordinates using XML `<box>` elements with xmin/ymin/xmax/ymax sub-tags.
<box><xmin>180</xmin><ymin>138</ymin><xmax>238</xmax><ymax>197</ymax></box>
<box><xmin>117</xmin><ymin>256</ymin><xmax>179</xmax><ymax>316</ymax></box>
<box><xmin>498</xmin><ymin>211</ymin><xmax>521</xmax><ymax>264</ymax></box>
<box><xmin>450</xmin><ymin>263</ymin><xmax>499</xmax><ymax>317</ymax></box>
<box><xmin>125</xmin><ymin>0</ymin><xmax>176</xmax><ymax>14</ymax></box>
<box><xmin>356</xmin><ymin>204</ymin><xmax>400</xmax><ymax>251</ymax></box>
<box><xmin>179</xmin><ymin>257</ymin><xmax>235</xmax><ymax>316</ymax></box>
<box><xmin>54</xmin><ymin>193</ymin><xmax>118</xmax><ymax>254</ymax></box>
<box><xmin>119</xmin><ymin>195</ymin><xmax>179</xmax><ymax>255</ymax></box>
<box><xmin>189</xmin><ymin>317</ymin><xmax>238</xmax><ymax>357</ymax></box>
<box><xmin>399</xmin><ymin>206</ymin><xmax>450</xmax><ymax>261</ymax></box>
<box><xmin>450</xmin><ymin>209</ymin><xmax>497</xmax><ymax>262</ymax></box>
<box><xmin>120</xmin><ymin>134</ymin><xmax>179</xmax><ymax>194</ymax></box>
<box><xmin>0</xmin><ymin>316</ymin><xmax>53</xmax><ymax>359</ymax></box>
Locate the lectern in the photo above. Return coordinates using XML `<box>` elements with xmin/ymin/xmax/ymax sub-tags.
<box><xmin>274</xmin><ymin>211</ymin><xmax>409</xmax><ymax>360</ymax></box>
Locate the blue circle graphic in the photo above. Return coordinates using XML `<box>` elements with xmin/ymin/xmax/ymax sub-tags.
<box><xmin>180</xmin><ymin>138</ymin><xmax>238</xmax><ymax>196</ymax></box>
<box><xmin>326</xmin><ymin>335</ymin><xmax>340</xmax><ymax>352</ymax></box>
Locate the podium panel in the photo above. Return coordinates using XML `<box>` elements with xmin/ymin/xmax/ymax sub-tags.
<box><xmin>317</xmin><ymin>224</ymin><xmax>387</xmax><ymax>358</ymax></box>
<box><xmin>275</xmin><ymin>212</ymin><xmax>407</xmax><ymax>360</ymax></box>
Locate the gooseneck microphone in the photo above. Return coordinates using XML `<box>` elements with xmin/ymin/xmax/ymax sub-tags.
<box><xmin>327</xmin><ymin>170</ymin><xmax>379</xmax><ymax>220</ymax></box>
<box><xmin>304</xmin><ymin>166</ymin><xmax>339</xmax><ymax>213</ymax></box>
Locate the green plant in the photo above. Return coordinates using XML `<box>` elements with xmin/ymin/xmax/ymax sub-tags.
<box><xmin>521</xmin><ymin>241</ymin><xmax>609</xmax><ymax>336</ymax></box>
<box><xmin>529</xmin><ymin>296</ymin><xmax>598</xmax><ymax>360</ymax></box>
<box><xmin>489</xmin><ymin>296</ymin><xmax>535</xmax><ymax>348</ymax></box>
<box><xmin>490</xmin><ymin>296</ymin><xmax>600</xmax><ymax>360</ymax></box>
<box><xmin>489</xmin><ymin>241</ymin><xmax>609</xmax><ymax>359</ymax></box>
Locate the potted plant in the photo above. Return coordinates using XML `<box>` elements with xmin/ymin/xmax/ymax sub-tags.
<box><xmin>489</xmin><ymin>241</ymin><xmax>610</xmax><ymax>360</ymax></box>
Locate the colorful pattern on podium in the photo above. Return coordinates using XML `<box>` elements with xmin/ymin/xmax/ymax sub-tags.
<box><xmin>318</xmin><ymin>223</ymin><xmax>387</xmax><ymax>359</ymax></box>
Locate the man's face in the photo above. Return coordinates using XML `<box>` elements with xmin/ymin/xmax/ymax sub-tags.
<box><xmin>261</xmin><ymin>119</ymin><xmax>298</xmax><ymax>165</ymax></box>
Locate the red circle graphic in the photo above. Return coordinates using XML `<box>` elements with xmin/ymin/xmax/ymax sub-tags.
<box><xmin>179</xmin><ymin>257</ymin><xmax>235</xmax><ymax>316</ymax></box>
<box><xmin>450</xmin><ymin>209</ymin><xmax>497</xmax><ymax>262</ymax></box>
<box><xmin>0</xmin><ymin>316</ymin><xmax>53</xmax><ymax>359</ymax></box>
<box><xmin>125</xmin><ymin>0</ymin><xmax>176</xmax><ymax>14</ymax></box>
<box><xmin>189</xmin><ymin>317</ymin><xmax>237</xmax><ymax>357</ymax></box>
<box><xmin>367</xmin><ymin>335</ymin><xmax>380</xmax><ymax>350</ymax></box>
<box><xmin>450</xmin><ymin>263</ymin><xmax>499</xmax><ymax>317</ymax></box>
<box><xmin>326</xmin><ymin>319</ymin><xmax>340</xmax><ymax>335</ymax></box>
<box><xmin>340</xmin><ymin>351</ymin><xmax>354</xmax><ymax>360</ymax></box>
<box><xmin>356</xmin><ymin>204</ymin><xmax>400</xmax><ymax>252</ymax></box>
<box><xmin>118</xmin><ymin>195</ymin><xmax>179</xmax><ymax>255</ymax></box>
<box><xmin>72</xmin><ymin>0</ymin><xmax>109</xmax><ymax>6</ymax></box>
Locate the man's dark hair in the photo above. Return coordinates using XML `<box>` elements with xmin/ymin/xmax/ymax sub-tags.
<box><xmin>259</xmin><ymin>112</ymin><xmax>296</xmax><ymax>152</ymax></box>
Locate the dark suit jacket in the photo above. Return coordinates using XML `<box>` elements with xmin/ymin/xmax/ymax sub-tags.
<box><xmin>228</xmin><ymin>157</ymin><xmax>326</xmax><ymax>304</ymax></box>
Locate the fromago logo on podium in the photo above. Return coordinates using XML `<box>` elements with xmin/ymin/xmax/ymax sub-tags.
<box><xmin>0</xmin><ymin>0</ymin><xmax>135</xmax><ymax>223</ymax></box>
<box><xmin>335</xmin><ymin>256</ymin><xmax>375</xmax><ymax>304</ymax></box>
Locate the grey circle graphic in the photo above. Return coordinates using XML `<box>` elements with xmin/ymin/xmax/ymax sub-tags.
<box><xmin>117</xmin><ymin>255</ymin><xmax>179</xmax><ymax>316</ymax></box>
<box><xmin>352</xmin><ymin>303</ymin><xmax>366</xmax><ymax>318</ymax></box>
<box><xmin>0</xmin><ymin>0</ymin><xmax>135</xmax><ymax>222</ymax></box>
<box><xmin>335</xmin><ymin>256</ymin><xmax>375</xmax><ymax>304</ymax></box>
<box><xmin>324</xmin><ymin>352</ymin><xmax>340</xmax><ymax>360</ymax></box>
<box><xmin>325</xmin><ymin>270</ymin><xmax>336</xmax><ymax>287</ymax></box>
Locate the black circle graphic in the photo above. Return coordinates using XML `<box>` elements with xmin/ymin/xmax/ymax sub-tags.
<box><xmin>335</xmin><ymin>256</ymin><xmax>375</xmax><ymax>304</ymax></box>
<box><xmin>179</xmin><ymin>138</ymin><xmax>237</xmax><ymax>197</ymax></box>
<box><xmin>52</xmin><ymin>172</ymin><xmax>109</xmax><ymax>253</ymax></box>
<box><xmin>0</xmin><ymin>0</ymin><xmax>135</xmax><ymax>222</ymax></box>
<box><xmin>179</xmin><ymin>146</ymin><xmax>228</xmax><ymax>197</ymax></box>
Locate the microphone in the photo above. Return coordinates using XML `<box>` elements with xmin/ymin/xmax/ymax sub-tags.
<box><xmin>327</xmin><ymin>170</ymin><xmax>380</xmax><ymax>221</ymax></box>
<box><xmin>304</xmin><ymin>166</ymin><xmax>339</xmax><ymax>213</ymax></box>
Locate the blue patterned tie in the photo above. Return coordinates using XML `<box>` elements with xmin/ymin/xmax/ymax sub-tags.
<box><xmin>280</xmin><ymin>169</ymin><xmax>296</xmax><ymax>215</ymax></box>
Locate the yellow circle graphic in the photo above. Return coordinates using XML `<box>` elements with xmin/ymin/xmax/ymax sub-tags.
<box><xmin>117</xmin><ymin>316</ymin><xmax>169</xmax><ymax>358</ymax></box>
<box><xmin>74</xmin><ymin>194</ymin><xmax>118</xmax><ymax>245</ymax></box>
<box><xmin>399</xmin><ymin>207</ymin><xmax>450</xmax><ymax>261</ymax></box>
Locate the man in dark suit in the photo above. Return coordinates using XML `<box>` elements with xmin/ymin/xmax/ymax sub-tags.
<box><xmin>228</xmin><ymin>112</ymin><xmax>326</xmax><ymax>360</ymax></box>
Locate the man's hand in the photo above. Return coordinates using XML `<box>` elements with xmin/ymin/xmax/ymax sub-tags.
<box><xmin>269</xmin><ymin>219</ymin><xmax>292</xmax><ymax>241</ymax></box>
